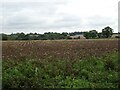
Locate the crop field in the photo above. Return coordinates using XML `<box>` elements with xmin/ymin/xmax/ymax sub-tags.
<box><xmin>2</xmin><ymin>39</ymin><xmax>118</xmax><ymax>60</ymax></box>
<box><xmin>2</xmin><ymin>39</ymin><xmax>119</xmax><ymax>88</ymax></box>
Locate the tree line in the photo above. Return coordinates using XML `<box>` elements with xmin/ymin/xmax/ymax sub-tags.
<box><xmin>84</xmin><ymin>26</ymin><xmax>113</xmax><ymax>39</ymax></box>
<box><xmin>1</xmin><ymin>26</ymin><xmax>116</xmax><ymax>40</ymax></box>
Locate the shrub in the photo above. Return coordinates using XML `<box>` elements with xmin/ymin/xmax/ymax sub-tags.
<box><xmin>2</xmin><ymin>51</ymin><xmax>119</xmax><ymax>88</ymax></box>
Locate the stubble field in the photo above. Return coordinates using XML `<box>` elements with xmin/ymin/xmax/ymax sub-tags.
<box><xmin>2</xmin><ymin>39</ymin><xmax>118</xmax><ymax>60</ymax></box>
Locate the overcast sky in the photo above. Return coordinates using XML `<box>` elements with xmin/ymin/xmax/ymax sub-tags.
<box><xmin>0</xmin><ymin>0</ymin><xmax>119</xmax><ymax>34</ymax></box>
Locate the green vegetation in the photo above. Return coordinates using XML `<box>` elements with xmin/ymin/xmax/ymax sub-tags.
<box><xmin>102</xmin><ymin>26</ymin><xmax>113</xmax><ymax>38</ymax></box>
<box><xmin>1</xmin><ymin>26</ymin><xmax>117</xmax><ymax>40</ymax></box>
<box><xmin>1</xmin><ymin>32</ymin><xmax>69</xmax><ymax>40</ymax></box>
<box><xmin>83</xmin><ymin>26</ymin><xmax>114</xmax><ymax>39</ymax></box>
<box><xmin>3</xmin><ymin>51</ymin><xmax>119</xmax><ymax>89</ymax></box>
<box><xmin>83</xmin><ymin>30</ymin><xmax>98</xmax><ymax>39</ymax></box>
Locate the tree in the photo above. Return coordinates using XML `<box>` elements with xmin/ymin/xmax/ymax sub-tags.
<box><xmin>83</xmin><ymin>32</ymin><xmax>90</xmax><ymax>39</ymax></box>
<box><xmin>102</xmin><ymin>26</ymin><xmax>113</xmax><ymax>38</ymax></box>
<box><xmin>2</xmin><ymin>34</ymin><xmax>8</xmax><ymax>40</ymax></box>
<box><xmin>98</xmin><ymin>33</ymin><xmax>102</xmax><ymax>38</ymax></box>
<box><xmin>61</xmin><ymin>32</ymin><xmax>68</xmax><ymax>36</ymax></box>
<box><xmin>16</xmin><ymin>32</ymin><xmax>26</xmax><ymax>40</ymax></box>
<box><xmin>89</xmin><ymin>30</ymin><xmax>98</xmax><ymax>39</ymax></box>
<box><xmin>83</xmin><ymin>30</ymin><xmax>98</xmax><ymax>39</ymax></box>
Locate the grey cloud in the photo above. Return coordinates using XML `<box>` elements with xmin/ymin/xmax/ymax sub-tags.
<box><xmin>2</xmin><ymin>1</ymin><xmax>82</xmax><ymax>32</ymax></box>
<box><xmin>3</xmin><ymin>15</ymin><xmax>82</xmax><ymax>31</ymax></box>
<box><xmin>86</xmin><ymin>16</ymin><xmax>117</xmax><ymax>30</ymax></box>
<box><xmin>2</xmin><ymin>0</ymin><xmax>70</xmax><ymax>11</ymax></box>
<box><xmin>3</xmin><ymin>15</ymin><xmax>47</xmax><ymax>29</ymax></box>
<box><xmin>2</xmin><ymin>2</ymin><xmax>59</xmax><ymax>30</ymax></box>
<box><xmin>2</xmin><ymin>2</ymin><xmax>59</xmax><ymax>16</ymax></box>
<box><xmin>1</xmin><ymin>0</ymin><xmax>117</xmax><ymax>33</ymax></box>
<box><xmin>51</xmin><ymin>16</ymin><xmax>82</xmax><ymax>28</ymax></box>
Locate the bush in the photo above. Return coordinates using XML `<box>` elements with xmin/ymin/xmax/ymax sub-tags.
<box><xmin>3</xmin><ymin>51</ymin><xmax>119</xmax><ymax>88</ymax></box>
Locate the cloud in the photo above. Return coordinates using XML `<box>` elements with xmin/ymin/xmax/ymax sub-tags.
<box><xmin>3</xmin><ymin>1</ymin><xmax>82</xmax><ymax>30</ymax></box>
<box><xmin>1</xmin><ymin>0</ymin><xmax>119</xmax><ymax>34</ymax></box>
<box><xmin>84</xmin><ymin>15</ymin><xmax>117</xmax><ymax>29</ymax></box>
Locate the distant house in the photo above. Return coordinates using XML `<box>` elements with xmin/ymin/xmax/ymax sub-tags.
<box><xmin>111</xmin><ymin>33</ymin><xmax>120</xmax><ymax>38</ymax></box>
<box><xmin>79</xmin><ymin>34</ymin><xmax>86</xmax><ymax>39</ymax></box>
<box><xmin>69</xmin><ymin>34</ymin><xmax>86</xmax><ymax>39</ymax></box>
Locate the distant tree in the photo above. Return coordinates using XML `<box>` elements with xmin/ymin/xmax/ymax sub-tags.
<box><xmin>16</xmin><ymin>32</ymin><xmax>26</xmax><ymax>40</ymax></box>
<box><xmin>2</xmin><ymin>34</ymin><xmax>8</xmax><ymax>40</ymax></box>
<box><xmin>24</xmin><ymin>34</ymin><xmax>30</xmax><ymax>40</ymax></box>
<box><xmin>38</xmin><ymin>34</ymin><xmax>48</xmax><ymax>40</ymax></box>
<box><xmin>83</xmin><ymin>30</ymin><xmax>98</xmax><ymax>39</ymax></box>
<box><xmin>69</xmin><ymin>32</ymin><xmax>75</xmax><ymax>36</ymax></box>
<box><xmin>83</xmin><ymin>32</ymin><xmax>90</xmax><ymax>39</ymax></box>
<box><xmin>102</xmin><ymin>26</ymin><xmax>113</xmax><ymax>38</ymax></box>
<box><xmin>8</xmin><ymin>33</ymin><xmax>18</xmax><ymax>40</ymax></box>
<box><xmin>98</xmin><ymin>33</ymin><xmax>102</xmax><ymax>38</ymax></box>
<box><xmin>89</xmin><ymin>30</ymin><xmax>98</xmax><ymax>39</ymax></box>
<box><xmin>44</xmin><ymin>32</ymin><xmax>67</xmax><ymax>40</ymax></box>
<box><xmin>62</xmin><ymin>32</ymin><xmax>68</xmax><ymax>36</ymax></box>
<box><xmin>69</xmin><ymin>32</ymin><xmax>83</xmax><ymax>36</ymax></box>
<box><xmin>73</xmin><ymin>32</ymin><xmax>83</xmax><ymax>35</ymax></box>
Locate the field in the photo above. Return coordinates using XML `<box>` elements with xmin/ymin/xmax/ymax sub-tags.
<box><xmin>2</xmin><ymin>39</ymin><xmax>119</xmax><ymax>88</ymax></box>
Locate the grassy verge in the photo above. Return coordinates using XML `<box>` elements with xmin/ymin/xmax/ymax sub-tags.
<box><xmin>2</xmin><ymin>51</ymin><xmax>119</xmax><ymax>89</ymax></box>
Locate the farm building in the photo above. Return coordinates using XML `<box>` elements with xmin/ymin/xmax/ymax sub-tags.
<box><xmin>111</xmin><ymin>33</ymin><xmax>120</xmax><ymax>38</ymax></box>
<box><xmin>69</xmin><ymin>34</ymin><xmax>86</xmax><ymax>39</ymax></box>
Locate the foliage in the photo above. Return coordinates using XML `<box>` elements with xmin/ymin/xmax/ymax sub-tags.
<box><xmin>83</xmin><ymin>30</ymin><xmax>98</xmax><ymax>39</ymax></box>
<box><xmin>3</xmin><ymin>51</ymin><xmax>119</xmax><ymax>89</ymax></box>
<box><xmin>102</xmin><ymin>26</ymin><xmax>113</xmax><ymax>38</ymax></box>
<box><xmin>1</xmin><ymin>34</ymin><xmax>8</xmax><ymax>40</ymax></box>
<box><xmin>1</xmin><ymin>32</ymin><xmax>68</xmax><ymax>40</ymax></box>
<box><xmin>69</xmin><ymin>32</ymin><xmax>83</xmax><ymax>36</ymax></box>
<box><xmin>1</xmin><ymin>26</ymin><xmax>116</xmax><ymax>40</ymax></box>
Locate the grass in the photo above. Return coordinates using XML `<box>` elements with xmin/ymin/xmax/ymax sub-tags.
<box><xmin>2</xmin><ymin>51</ymin><xmax>119</xmax><ymax>89</ymax></box>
